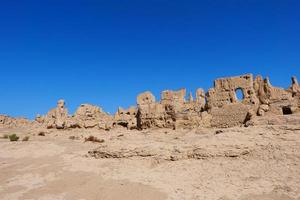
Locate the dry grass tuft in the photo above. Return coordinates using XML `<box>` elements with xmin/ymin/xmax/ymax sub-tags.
<box><xmin>84</xmin><ymin>135</ymin><xmax>105</xmax><ymax>143</ymax></box>
<box><xmin>22</xmin><ymin>136</ymin><xmax>30</xmax><ymax>141</ymax></box>
<box><xmin>1</xmin><ymin>134</ymin><xmax>9</xmax><ymax>139</ymax></box>
<box><xmin>38</xmin><ymin>132</ymin><xmax>46</xmax><ymax>136</ymax></box>
<box><xmin>69</xmin><ymin>136</ymin><xmax>80</xmax><ymax>140</ymax></box>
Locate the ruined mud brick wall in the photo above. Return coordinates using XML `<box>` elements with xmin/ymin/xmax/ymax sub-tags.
<box><xmin>35</xmin><ymin>99</ymin><xmax>69</xmax><ymax>129</ymax></box>
<box><xmin>0</xmin><ymin>115</ymin><xmax>35</xmax><ymax>128</ymax></box>
<box><xmin>254</xmin><ymin>76</ymin><xmax>296</xmax><ymax>116</ymax></box>
<box><xmin>136</xmin><ymin>91</ymin><xmax>166</xmax><ymax>129</ymax></box>
<box><xmin>73</xmin><ymin>104</ymin><xmax>113</xmax><ymax>129</ymax></box>
<box><xmin>36</xmin><ymin>101</ymin><xmax>113</xmax><ymax>130</ymax></box>
<box><xmin>137</xmin><ymin>88</ymin><xmax>207</xmax><ymax>129</ymax></box>
<box><xmin>114</xmin><ymin>106</ymin><xmax>137</xmax><ymax>129</ymax></box>
<box><xmin>136</xmin><ymin>74</ymin><xmax>300</xmax><ymax>129</ymax></box>
<box><xmin>206</xmin><ymin>74</ymin><xmax>259</xmax><ymax>108</ymax></box>
<box><xmin>2</xmin><ymin>73</ymin><xmax>300</xmax><ymax>130</ymax></box>
<box><xmin>209</xmin><ymin>104</ymin><xmax>251</xmax><ymax>128</ymax></box>
<box><xmin>206</xmin><ymin>74</ymin><xmax>259</xmax><ymax>127</ymax></box>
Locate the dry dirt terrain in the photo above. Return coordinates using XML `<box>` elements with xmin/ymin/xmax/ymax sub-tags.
<box><xmin>0</xmin><ymin>125</ymin><xmax>300</xmax><ymax>200</ymax></box>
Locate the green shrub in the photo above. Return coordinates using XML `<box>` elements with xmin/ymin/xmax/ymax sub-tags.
<box><xmin>9</xmin><ymin>134</ymin><xmax>19</xmax><ymax>142</ymax></box>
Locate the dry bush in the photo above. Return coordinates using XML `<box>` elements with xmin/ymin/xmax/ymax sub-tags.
<box><xmin>38</xmin><ymin>132</ymin><xmax>46</xmax><ymax>136</ymax></box>
<box><xmin>2</xmin><ymin>134</ymin><xmax>9</xmax><ymax>139</ymax></box>
<box><xmin>69</xmin><ymin>136</ymin><xmax>80</xmax><ymax>140</ymax></box>
<box><xmin>84</xmin><ymin>135</ymin><xmax>105</xmax><ymax>143</ymax></box>
<box><xmin>22</xmin><ymin>136</ymin><xmax>30</xmax><ymax>141</ymax></box>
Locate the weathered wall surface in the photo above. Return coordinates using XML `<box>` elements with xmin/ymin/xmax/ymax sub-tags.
<box><xmin>34</xmin><ymin>101</ymin><xmax>113</xmax><ymax>130</ymax></box>
<box><xmin>0</xmin><ymin>115</ymin><xmax>35</xmax><ymax>128</ymax></box>
<box><xmin>206</xmin><ymin>74</ymin><xmax>259</xmax><ymax>127</ymax></box>
<box><xmin>207</xmin><ymin>74</ymin><xmax>259</xmax><ymax>108</ymax></box>
<box><xmin>210</xmin><ymin>104</ymin><xmax>251</xmax><ymax>128</ymax></box>
<box><xmin>136</xmin><ymin>74</ymin><xmax>300</xmax><ymax>129</ymax></box>
<box><xmin>73</xmin><ymin>104</ymin><xmax>113</xmax><ymax>129</ymax></box>
<box><xmin>137</xmin><ymin>91</ymin><xmax>167</xmax><ymax>129</ymax></box>
<box><xmin>136</xmin><ymin>88</ymin><xmax>207</xmax><ymax>129</ymax></box>
<box><xmin>1</xmin><ymin>73</ymin><xmax>300</xmax><ymax>130</ymax></box>
<box><xmin>114</xmin><ymin>106</ymin><xmax>137</xmax><ymax>129</ymax></box>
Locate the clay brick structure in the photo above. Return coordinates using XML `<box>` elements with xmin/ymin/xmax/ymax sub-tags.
<box><xmin>0</xmin><ymin>115</ymin><xmax>34</xmax><ymax>128</ymax></box>
<box><xmin>206</xmin><ymin>74</ymin><xmax>259</xmax><ymax>127</ymax></box>
<box><xmin>206</xmin><ymin>74</ymin><xmax>259</xmax><ymax>108</ymax></box>
<box><xmin>37</xmin><ymin>99</ymin><xmax>69</xmax><ymax>129</ymax></box>
<box><xmin>136</xmin><ymin>91</ymin><xmax>166</xmax><ymax>129</ymax></box>
<box><xmin>114</xmin><ymin>106</ymin><xmax>137</xmax><ymax>129</ymax></box>
<box><xmin>2</xmin><ymin>73</ymin><xmax>300</xmax><ymax>130</ymax></box>
<box><xmin>73</xmin><ymin>104</ymin><xmax>113</xmax><ymax>129</ymax></box>
<box><xmin>36</xmin><ymin>101</ymin><xmax>113</xmax><ymax>130</ymax></box>
<box><xmin>136</xmin><ymin>73</ymin><xmax>300</xmax><ymax>129</ymax></box>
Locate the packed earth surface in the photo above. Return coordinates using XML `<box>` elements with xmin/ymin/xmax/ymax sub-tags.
<box><xmin>0</xmin><ymin>125</ymin><xmax>300</xmax><ymax>200</ymax></box>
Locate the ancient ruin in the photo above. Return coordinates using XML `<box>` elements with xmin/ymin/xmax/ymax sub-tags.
<box><xmin>1</xmin><ymin>74</ymin><xmax>300</xmax><ymax>130</ymax></box>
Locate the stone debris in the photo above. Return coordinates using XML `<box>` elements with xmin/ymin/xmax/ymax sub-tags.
<box><xmin>1</xmin><ymin>74</ymin><xmax>300</xmax><ymax>130</ymax></box>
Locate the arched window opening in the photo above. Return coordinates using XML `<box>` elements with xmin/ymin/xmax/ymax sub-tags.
<box><xmin>235</xmin><ymin>88</ymin><xmax>244</xmax><ymax>101</ymax></box>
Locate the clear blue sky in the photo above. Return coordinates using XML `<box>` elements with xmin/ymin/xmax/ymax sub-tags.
<box><xmin>1</xmin><ymin>0</ymin><xmax>299</xmax><ymax>119</ymax></box>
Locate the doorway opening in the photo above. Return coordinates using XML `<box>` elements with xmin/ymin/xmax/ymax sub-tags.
<box><xmin>282</xmin><ymin>106</ymin><xmax>292</xmax><ymax>115</ymax></box>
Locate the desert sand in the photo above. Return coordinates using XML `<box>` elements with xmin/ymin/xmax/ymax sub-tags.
<box><xmin>1</xmin><ymin>125</ymin><xmax>299</xmax><ymax>200</ymax></box>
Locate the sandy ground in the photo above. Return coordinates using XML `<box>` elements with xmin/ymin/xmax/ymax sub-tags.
<box><xmin>0</xmin><ymin>125</ymin><xmax>300</xmax><ymax>200</ymax></box>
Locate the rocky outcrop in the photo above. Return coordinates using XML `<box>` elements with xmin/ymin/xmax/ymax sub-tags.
<box><xmin>4</xmin><ymin>73</ymin><xmax>300</xmax><ymax>130</ymax></box>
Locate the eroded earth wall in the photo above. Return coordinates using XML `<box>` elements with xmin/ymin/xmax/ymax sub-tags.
<box><xmin>1</xmin><ymin>74</ymin><xmax>300</xmax><ymax>130</ymax></box>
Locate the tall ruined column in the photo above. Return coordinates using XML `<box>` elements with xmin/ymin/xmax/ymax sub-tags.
<box><xmin>54</xmin><ymin>99</ymin><xmax>68</xmax><ymax>129</ymax></box>
<box><xmin>196</xmin><ymin>88</ymin><xmax>206</xmax><ymax>110</ymax></box>
<box><xmin>290</xmin><ymin>76</ymin><xmax>300</xmax><ymax>97</ymax></box>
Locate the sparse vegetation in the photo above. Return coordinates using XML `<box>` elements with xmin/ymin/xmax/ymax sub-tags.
<box><xmin>69</xmin><ymin>135</ymin><xmax>80</xmax><ymax>140</ymax></box>
<box><xmin>84</xmin><ymin>135</ymin><xmax>105</xmax><ymax>143</ymax></box>
<box><xmin>22</xmin><ymin>136</ymin><xmax>30</xmax><ymax>141</ymax></box>
<box><xmin>2</xmin><ymin>134</ymin><xmax>9</xmax><ymax>139</ymax></box>
<box><xmin>9</xmin><ymin>134</ymin><xmax>19</xmax><ymax>141</ymax></box>
<box><xmin>38</xmin><ymin>131</ymin><xmax>46</xmax><ymax>136</ymax></box>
